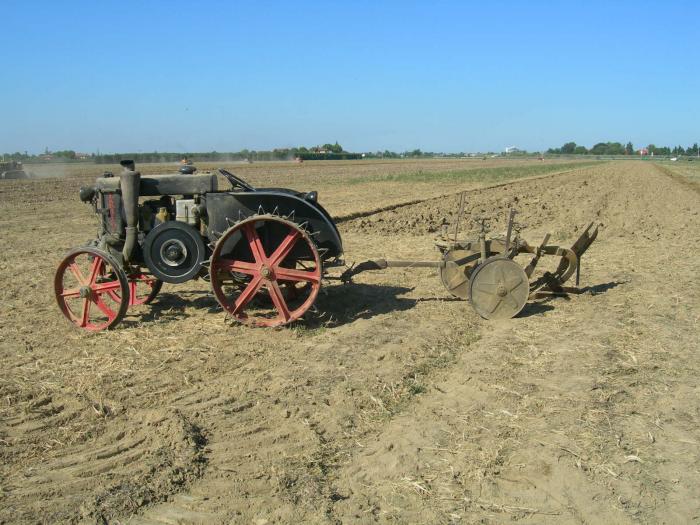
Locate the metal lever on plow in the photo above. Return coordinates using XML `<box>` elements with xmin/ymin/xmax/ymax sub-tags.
<box><xmin>524</xmin><ymin>233</ymin><xmax>551</xmax><ymax>278</ymax></box>
<box><xmin>504</xmin><ymin>208</ymin><xmax>517</xmax><ymax>253</ymax></box>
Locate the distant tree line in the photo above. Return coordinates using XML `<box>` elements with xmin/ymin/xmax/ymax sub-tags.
<box><xmin>547</xmin><ymin>141</ymin><xmax>700</xmax><ymax>156</ymax></box>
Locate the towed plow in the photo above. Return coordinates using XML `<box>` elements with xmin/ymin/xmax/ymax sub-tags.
<box><xmin>54</xmin><ymin>164</ymin><xmax>598</xmax><ymax>330</ymax></box>
<box><xmin>341</xmin><ymin>205</ymin><xmax>598</xmax><ymax>320</ymax></box>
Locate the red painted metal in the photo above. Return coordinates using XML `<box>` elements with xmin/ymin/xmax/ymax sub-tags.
<box><xmin>54</xmin><ymin>248</ymin><xmax>129</xmax><ymax>331</ymax></box>
<box><xmin>104</xmin><ymin>268</ymin><xmax>162</xmax><ymax>306</ymax></box>
<box><xmin>126</xmin><ymin>272</ymin><xmax>161</xmax><ymax>305</ymax></box>
<box><xmin>210</xmin><ymin>216</ymin><xmax>322</xmax><ymax>327</ymax></box>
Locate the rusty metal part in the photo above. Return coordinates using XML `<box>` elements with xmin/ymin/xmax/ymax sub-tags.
<box><xmin>336</xmin><ymin>208</ymin><xmax>599</xmax><ymax>320</ymax></box>
<box><xmin>340</xmin><ymin>258</ymin><xmax>442</xmax><ymax>282</ymax></box>
<box><xmin>439</xmin><ymin>248</ymin><xmax>480</xmax><ymax>299</ymax></box>
<box><xmin>468</xmin><ymin>257</ymin><xmax>529</xmax><ymax>320</ymax></box>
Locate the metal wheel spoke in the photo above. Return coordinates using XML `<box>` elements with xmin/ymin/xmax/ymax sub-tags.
<box><xmin>476</xmin><ymin>282</ymin><xmax>498</xmax><ymax>294</ymax></box>
<box><xmin>267</xmin><ymin>280</ymin><xmax>291</xmax><ymax>322</ymax></box>
<box><xmin>87</xmin><ymin>257</ymin><xmax>102</xmax><ymax>285</ymax></box>
<box><xmin>80</xmin><ymin>298</ymin><xmax>90</xmax><ymax>327</ymax></box>
<box><xmin>504</xmin><ymin>293</ymin><xmax>518</xmax><ymax>309</ymax></box>
<box><xmin>233</xmin><ymin>276</ymin><xmax>263</xmax><ymax>314</ymax></box>
<box><xmin>94</xmin><ymin>295</ymin><xmax>116</xmax><ymax>318</ymax></box>
<box><xmin>215</xmin><ymin>258</ymin><xmax>258</xmax><ymax>274</ymax></box>
<box><xmin>61</xmin><ymin>288</ymin><xmax>81</xmax><ymax>298</ymax></box>
<box><xmin>93</xmin><ymin>281</ymin><xmax>124</xmax><ymax>293</ymax></box>
<box><xmin>509</xmin><ymin>279</ymin><xmax>525</xmax><ymax>292</ymax></box>
<box><xmin>68</xmin><ymin>262</ymin><xmax>87</xmax><ymax>285</ymax></box>
<box><xmin>274</xmin><ymin>267</ymin><xmax>320</xmax><ymax>283</ymax></box>
<box><xmin>243</xmin><ymin>223</ymin><xmax>267</xmax><ymax>263</ymax></box>
<box><xmin>268</xmin><ymin>230</ymin><xmax>300</xmax><ymax>266</ymax></box>
<box><xmin>447</xmin><ymin>274</ymin><xmax>468</xmax><ymax>290</ymax></box>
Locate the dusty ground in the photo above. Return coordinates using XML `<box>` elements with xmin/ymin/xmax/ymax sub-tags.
<box><xmin>0</xmin><ymin>159</ymin><xmax>698</xmax><ymax>524</ymax></box>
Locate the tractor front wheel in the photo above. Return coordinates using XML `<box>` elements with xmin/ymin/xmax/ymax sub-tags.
<box><xmin>54</xmin><ymin>247</ymin><xmax>130</xmax><ymax>331</ymax></box>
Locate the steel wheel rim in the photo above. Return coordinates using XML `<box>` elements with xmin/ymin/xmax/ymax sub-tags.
<box><xmin>210</xmin><ymin>215</ymin><xmax>322</xmax><ymax>327</ymax></box>
<box><xmin>54</xmin><ymin>248</ymin><xmax>130</xmax><ymax>331</ymax></box>
<box><xmin>468</xmin><ymin>257</ymin><xmax>529</xmax><ymax>320</ymax></box>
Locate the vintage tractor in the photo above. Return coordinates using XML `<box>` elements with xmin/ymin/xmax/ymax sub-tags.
<box><xmin>54</xmin><ymin>160</ymin><xmax>343</xmax><ymax>330</ymax></box>
<box><xmin>55</xmin><ymin>164</ymin><xmax>597</xmax><ymax>330</ymax></box>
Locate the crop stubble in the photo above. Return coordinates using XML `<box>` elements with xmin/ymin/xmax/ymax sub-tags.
<box><xmin>0</xmin><ymin>159</ymin><xmax>698</xmax><ymax>523</ymax></box>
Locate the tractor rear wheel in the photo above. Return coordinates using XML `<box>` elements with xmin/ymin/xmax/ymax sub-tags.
<box><xmin>209</xmin><ymin>214</ymin><xmax>322</xmax><ymax>327</ymax></box>
<box><xmin>54</xmin><ymin>247</ymin><xmax>130</xmax><ymax>331</ymax></box>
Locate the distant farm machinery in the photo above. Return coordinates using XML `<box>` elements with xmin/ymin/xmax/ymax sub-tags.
<box><xmin>0</xmin><ymin>160</ymin><xmax>28</xmax><ymax>179</ymax></box>
<box><xmin>54</xmin><ymin>162</ymin><xmax>597</xmax><ymax>330</ymax></box>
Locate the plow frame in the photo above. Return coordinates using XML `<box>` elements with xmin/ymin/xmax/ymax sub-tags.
<box><xmin>339</xmin><ymin>208</ymin><xmax>599</xmax><ymax>319</ymax></box>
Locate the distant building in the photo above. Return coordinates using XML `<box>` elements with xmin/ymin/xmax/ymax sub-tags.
<box><xmin>505</xmin><ymin>146</ymin><xmax>520</xmax><ymax>154</ymax></box>
<box><xmin>638</xmin><ymin>148</ymin><xmax>649</xmax><ymax>156</ymax></box>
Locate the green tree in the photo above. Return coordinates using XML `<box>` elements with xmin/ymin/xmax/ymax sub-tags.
<box><xmin>590</xmin><ymin>143</ymin><xmax>609</xmax><ymax>155</ymax></box>
<box><xmin>625</xmin><ymin>142</ymin><xmax>634</xmax><ymax>155</ymax></box>
<box><xmin>574</xmin><ymin>145</ymin><xmax>588</xmax><ymax>154</ymax></box>
<box><xmin>561</xmin><ymin>142</ymin><xmax>577</xmax><ymax>154</ymax></box>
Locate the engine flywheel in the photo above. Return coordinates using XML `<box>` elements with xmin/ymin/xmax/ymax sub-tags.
<box><xmin>143</xmin><ymin>221</ymin><xmax>206</xmax><ymax>283</ymax></box>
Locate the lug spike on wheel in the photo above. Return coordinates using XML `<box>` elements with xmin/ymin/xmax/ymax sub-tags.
<box><xmin>209</xmin><ymin>214</ymin><xmax>322</xmax><ymax>327</ymax></box>
<box><xmin>272</xmin><ymin>206</ymin><xmax>279</xmax><ymax>216</ymax></box>
<box><xmin>225</xmin><ymin>217</ymin><xmax>235</xmax><ymax>226</ymax></box>
<box><xmin>208</xmin><ymin>242</ymin><xmax>216</xmax><ymax>249</ymax></box>
<box><xmin>298</xmin><ymin>221</ymin><xmax>309</xmax><ymax>230</ymax></box>
<box><xmin>286</xmin><ymin>210</ymin><xmax>295</xmax><ymax>221</ymax></box>
<box><xmin>317</xmin><ymin>247</ymin><xmax>329</xmax><ymax>257</ymax></box>
<box><xmin>308</xmin><ymin>230</ymin><xmax>321</xmax><ymax>238</ymax></box>
<box><xmin>257</xmin><ymin>205</ymin><xmax>265</xmax><ymax>215</ymax></box>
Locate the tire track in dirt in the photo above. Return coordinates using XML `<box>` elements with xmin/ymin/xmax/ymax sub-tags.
<box><xmin>3</xmin><ymin>161</ymin><xmax>698</xmax><ymax>523</ymax></box>
<box><xmin>1</xmin><ymin>406</ymin><xmax>206</xmax><ymax>523</ymax></box>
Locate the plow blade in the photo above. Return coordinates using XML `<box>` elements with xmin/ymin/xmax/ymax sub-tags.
<box><xmin>555</xmin><ymin>222</ymin><xmax>599</xmax><ymax>286</ymax></box>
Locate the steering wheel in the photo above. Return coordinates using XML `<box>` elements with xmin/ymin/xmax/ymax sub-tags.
<box><xmin>218</xmin><ymin>169</ymin><xmax>256</xmax><ymax>192</ymax></box>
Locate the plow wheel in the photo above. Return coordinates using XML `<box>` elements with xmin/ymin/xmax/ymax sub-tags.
<box><xmin>468</xmin><ymin>257</ymin><xmax>529</xmax><ymax>320</ymax></box>
<box><xmin>440</xmin><ymin>248</ymin><xmax>480</xmax><ymax>299</ymax></box>
<box><xmin>209</xmin><ymin>214</ymin><xmax>322</xmax><ymax>327</ymax></box>
<box><xmin>54</xmin><ymin>247</ymin><xmax>130</xmax><ymax>331</ymax></box>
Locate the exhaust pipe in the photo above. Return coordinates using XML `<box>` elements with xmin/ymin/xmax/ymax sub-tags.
<box><xmin>119</xmin><ymin>161</ymin><xmax>140</xmax><ymax>263</ymax></box>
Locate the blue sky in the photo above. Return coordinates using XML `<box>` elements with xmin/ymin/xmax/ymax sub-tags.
<box><xmin>1</xmin><ymin>0</ymin><xmax>698</xmax><ymax>154</ymax></box>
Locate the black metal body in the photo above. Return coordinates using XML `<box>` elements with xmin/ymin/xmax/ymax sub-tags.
<box><xmin>83</xmin><ymin>162</ymin><xmax>343</xmax><ymax>282</ymax></box>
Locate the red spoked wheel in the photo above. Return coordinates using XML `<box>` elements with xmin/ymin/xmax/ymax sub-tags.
<box><xmin>104</xmin><ymin>268</ymin><xmax>162</xmax><ymax>306</ymax></box>
<box><xmin>54</xmin><ymin>247</ymin><xmax>130</xmax><ymax>331</ymax></box>
<box><xmin>209</xmin><ymin>214</ymin><xmax>322</xmax><ymax>327</ymax></box>
<box><xmin>125</xmin><ymin>272</ymin><xmax>162</xmax><ymax>306</ymax></box>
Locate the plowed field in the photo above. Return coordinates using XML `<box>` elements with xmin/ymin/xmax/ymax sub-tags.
<box><xmin>1</xmin><ymin>159</ymin><xmax>698</xmax><ymax>524</ymax></box>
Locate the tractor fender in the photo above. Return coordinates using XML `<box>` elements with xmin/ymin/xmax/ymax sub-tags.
<box><xmin>204</xmin><ymin>191</ymin><xmax>343</xmax><ymax>260</ymax></box>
